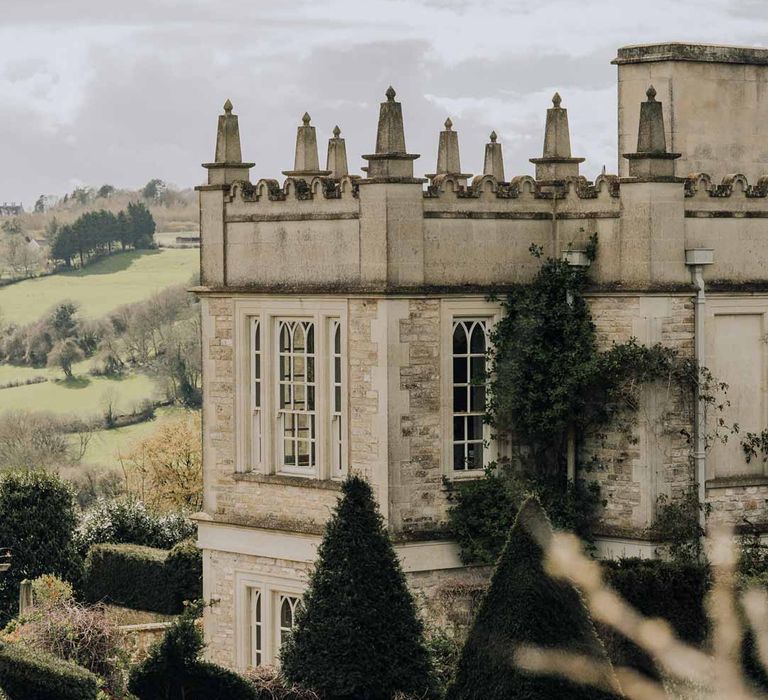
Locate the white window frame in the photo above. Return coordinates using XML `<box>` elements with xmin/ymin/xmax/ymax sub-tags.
<box><xmin>235</xmin><ymin>571</ymin><xmax>306</xmax><ymax>669</ymax></box>
<box><xmin>235</xmin><ymin>298</ymin><xmax>348</xmax><ymax>480</ymax></box>
<box><xmin>441</xmin><ymin>299</ymin><xmax>502</xmax><ymax>480</ymax></box>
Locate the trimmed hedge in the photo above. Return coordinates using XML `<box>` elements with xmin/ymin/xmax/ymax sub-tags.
<box><xmin>166</xmin><ymin>540</ymin><xmax>203</xmax><ymax>611</ymax></box>
<box><xmin>446</xmin><ymin>498</ymin><xmax>621</xmax><ymax>700</ymax></box>
<box><xmin>84</xmin><ymin>540</ymin><xmax>201</xmax><ymax>614</ymax></box>
<box><xmin>0</xmin><ymin>641</ymin><xmax>100</xmax><ymax>700</ymax></box>
<box><xmin>602</xmin><ymin>558</ymin><xmax>709</xmax><ymax>677</ymax></box>
<box><xmin>602</xmin><ymin>558</ymin><xmax>768</xmax><ymax>691</ymax></box>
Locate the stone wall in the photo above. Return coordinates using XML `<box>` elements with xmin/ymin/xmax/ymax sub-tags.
<box><xmin>392</xmin><ymin>299</ymin><xmax>444</xmax><ymax>533</ymax></box>
<box><xmin>202</xmin><ymin>547</ymin><xmax>490</xmax><ymax>669</ymax></box>
<box><xmin>583</xmin><ymin>294</ymin><xmax>695</xmax><ymax>533</ymax></box>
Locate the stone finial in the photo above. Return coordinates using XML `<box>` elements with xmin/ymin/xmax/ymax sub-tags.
<box><xmin>543</xmin><ymin>93</ymin><xmax>572</xmax><ymax>159</ymax></box>
<box><xmin>529</xmin><ymin>92</ymin><xmax>584</xmax><ymax>181</ymax></box>
<box><xmin>215</xmin><ymin>99</ymin><xmax>242</xmax><ymax>163</ymax></box>
<box><xmin>362</xmin><ymin>86</ymin><xmax>420</xmax><ymax>180</ymax></box>
<box><xmin>283</xmin><ymin>112</ymin><xmax>331</xmax><ymax>178</ymax></box>
<box><xmin>483</xmin><ymin>130</ymin><xmax>505</xmax><ymax>182</ymax></box>
<box><xmin>203</xmin><ymin>99</ymin><xmax>254</xmax><ymax>185</ymax></box>
<box><xmin>427</xmin><ymin>117</ymin><xmax>472</xmax><ymax>184</ymax></box>
<box><xmin>326</xmin><ymin>125</ymin><xmax>349</xmax><ymax>179</ymax></box>
<box><xmin>623</xmin><ymin>84</ymin><xmax>681</xmax><ymax>179</ymax></box>
<box><xmin>636</xmin><ymin>85</ymin><xmax>667</xmax><ymax>154</ymax></box>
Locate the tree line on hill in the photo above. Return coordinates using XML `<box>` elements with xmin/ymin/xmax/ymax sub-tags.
<box><xmin>49</xmin><ymin>202</ymin><xmax>156</xmax><ymax>268</ymax></box>
<box><xmin>0</xmin><ymin>284</ymin><xmax>201</xmax><ymax>401</ymax></box>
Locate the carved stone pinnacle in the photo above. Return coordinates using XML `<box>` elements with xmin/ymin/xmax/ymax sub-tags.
<box><xmin>646</xmin><ymin>85</ymin><xmax>657</xmax><ymax>101</ymax></box>
<box><xmin>333</xmin><ymin>125</ymin><xmax>341</xmax><ymax>138</ymax></box>
<box><xmin>302</xmin><ymin>112</ymin><xmax>311</xmax><ymax>126</ymax></box>
<box><xmin>552</xmin><ymin>92</ymin><xmax>562</xmax><ymax>108</ymax></box>
<box><xmin>386</xmin><ymin>86</ymin><xmax>396</xmax><ymax>102</ymax></box>
<box><xmin>223</xmin><ymin>99</ymin><xmax>233</xmax><ymax>114</ymax></box>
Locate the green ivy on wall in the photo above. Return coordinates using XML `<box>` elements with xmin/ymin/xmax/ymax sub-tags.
<box><xmin>447</xmin><ymin>237</ymin><xmax>707</xmax><ymax>564</ymax></box>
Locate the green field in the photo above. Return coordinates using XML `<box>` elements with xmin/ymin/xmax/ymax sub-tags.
<box><xmin>0</xmin><ymin>358</ymin><xmax>94</xmax><ymax>386</ymax></box>
<box><xmin>73</xmin><ymin>406</ymin><xmax>187</xmax><ymax>468</ymax></box>
<box><xmin>0</xmin><ymin>370</ymin><xmax>158</xmax><ymax>417</ymax></box>
<box><xmin>0</xmin><ymin>248</ymin><xmax>198</xmax><ymax>324</ymax></box>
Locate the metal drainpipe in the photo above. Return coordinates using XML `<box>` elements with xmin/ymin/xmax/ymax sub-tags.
<box><xmin>685</xmin><ymin>248</ymin><xmax>714</xmax><ymax>530</ymax></box>
<box><xmin>562</xmin><ymin>249</ymin><xmax>591</xmax><ymax>484</ymax></box>
<box><xmin>692</xmin><ymin>264</ymin><xmax>707</xmax><ymax>528</ymax></box>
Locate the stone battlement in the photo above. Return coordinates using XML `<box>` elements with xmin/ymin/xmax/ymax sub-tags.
<box><xmin>198</xmin><ymin>44</ymin><xmax>768</xmax><ymax>293</ymax></box>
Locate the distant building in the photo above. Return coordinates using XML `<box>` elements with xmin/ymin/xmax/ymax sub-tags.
<box><xmin>0</xmin><ymin>203</ymin><xmax>23</xmax><ymax>217</ymax></box>
<box><xmin>195</xmin><ymin>42</ymin><xmax>768</xmax><ymax>670</ymax></box>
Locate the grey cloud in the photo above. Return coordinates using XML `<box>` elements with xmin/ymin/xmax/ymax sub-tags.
<box><xmin>0</xmin><ymin>0</ymin><xmax>765</xmax><ymax>205</ymax></box>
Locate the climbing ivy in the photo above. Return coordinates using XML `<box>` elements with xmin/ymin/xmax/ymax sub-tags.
<box><xmin>448</xmin><ymin>237</ymin><xmax>709</xmax><ymax>563</ymax></box>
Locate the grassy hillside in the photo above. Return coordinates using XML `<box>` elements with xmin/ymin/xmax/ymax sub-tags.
<box><xmin>71</xmin><ymin>406</ymin><xmax>186</xmax><ymax>469</ymax></box>
<box><xmin>0</xmin><ymin>371</ymin><xmax>158</xmax><ymax>417</ymax></box>
<box><xmin>0</xmin><ymin>248</ymin><xmax>198</xmax><ymax>324</ymax></box>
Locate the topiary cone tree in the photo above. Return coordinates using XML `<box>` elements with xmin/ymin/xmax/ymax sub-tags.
<box><xmin>446</xmin><ymin>497</ymin><xmax>622</xmax><ymax>700</ymax></box>
<box><xmin>281</xmin><ymin>475</ymin><xmax>436</xmax><ymax>699</ymax></box>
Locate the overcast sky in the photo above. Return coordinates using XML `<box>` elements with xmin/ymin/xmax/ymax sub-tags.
<box><xmin>0</xmin><ymin>0</ymin><xmax>766</xmax><ymax>207</ymax></box>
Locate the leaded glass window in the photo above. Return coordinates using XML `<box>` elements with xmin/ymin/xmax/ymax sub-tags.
<box><xmin>250</xmin><ymin>319</ymin><xmax>262</xmax><ymax>470</ymax></box>
<box><xmin>248</xmin><ymin>588</ymin><xmax>262</xmax><ymax>667</ymax></box>
<box><xmin>452</xmin><ymin>319</ymin><xmax>488</xmax><ymax>470</ymax></box>
<box><xmin>278</xmin><ymin>594</ymin><xmax>301</xmax><ymax>649</ymax></box>
<box><xmin>330</xmin><ymin>320</ymin><xmax>345</xmax><ymax>478</ymax></box>
<box><xmin>278</xmin><ymin>320</ymin><xmax>316</xmax><ymax>473</ymax></box>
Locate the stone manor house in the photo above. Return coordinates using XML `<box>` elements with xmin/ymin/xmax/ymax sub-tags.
<box><xmin>194</xmin><ymin>42</ymin><xmax>768</xmax><ymax>669</ymax></box>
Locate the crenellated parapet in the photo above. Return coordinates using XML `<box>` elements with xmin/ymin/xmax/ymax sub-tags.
<box><xmin>685</xmin><ymin>173</ymin><xmax>768</xmax><ymax>199</ymax></box>
<box><xmin>198</xmin><ymin>59</ymin><xmax>768</xmax><ymax>291</ymax></box>
<box><xmin>227</xmin><ymin>176</ymin><xmax>360</xmax><ymax>204</ymax></box>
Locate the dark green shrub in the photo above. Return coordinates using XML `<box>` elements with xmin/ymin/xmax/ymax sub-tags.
<box><xmin>165</xmin><ymin>539</ymin><xmax>203</xmax><ymax>610</ymax></box>
<box><xmin>84</xmin><ymin>543</ymin><xmax>173</xmax><ymax>613</ymax></box>
<box><xmin>281</xmin><ymin>476</ymin><xmax>435</xmax><ymax>700</ymax></box>
<box><xmin>446</xmin><ymin>497</ymin><xmax>621</xmax><ymax>700</ymax></box>
<box><xmin>128</xmin><ymin>606</ymin><xmax>257</xmax><ymax>700</ymax></box>
<box><xmin>83</xmin><ymin>542</ymin><xmax>201</xmax><ymax>615</ymax></box>
<box><xmin>0</xmin><ymin>471</ymin><xmax>81</xmax><ymax>625</ymax></box>
<box><xmin>602</xmin><ymin>558</ymin><xmax>767</xmax><ymax>691</ymax></box>
<box><xmin>0</xmin><ymin>641</ymin><xmax>100</xmax><ymax>700</ymax></box>
<box><xmin>446</xmin><ymin>465</ymin><xmax>603</xmax><ymax>564</ymax></box>
<box><xmin>602</xmin><ymin>557</ymin><xmax>709</xmax><ymax>678</ymax></box>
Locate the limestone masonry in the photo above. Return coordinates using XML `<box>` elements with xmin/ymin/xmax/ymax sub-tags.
<box><xmin>195</xmin><ymin>43</ymin><xmax>768</xmax><ymax>669</ymax></box>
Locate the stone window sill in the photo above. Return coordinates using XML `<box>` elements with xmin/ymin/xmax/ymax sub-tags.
<box><xmin>706</xmin><ymin>475</ymin><xmax>768</xmax><ymax>489</ymax></box>
<box><xmin>233</xmin><ymin>471</ymin><xmax>342</xmax><ymax>491</ymax></box>
<box><xmin>443</xmin><ymin>470</ymin><xmax>486</xmax><ymax>482</ymax></box>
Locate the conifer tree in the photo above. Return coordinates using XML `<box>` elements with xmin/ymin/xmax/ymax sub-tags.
<box><xmin>446</xmin><ymin>497</ymin><xmax>621</xmax><ymax>700</ymax></box>
<box><xmin>281</xmin><ymin>475</ymin><xmax>435</xmax><ymax>699</ymax></box>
